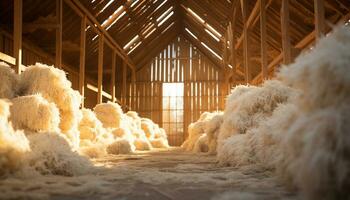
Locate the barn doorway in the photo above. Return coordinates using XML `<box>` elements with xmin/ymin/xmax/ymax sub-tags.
<box><xmin>162</xmin><ymin>82</ymin><xmax>184</xmax><ymax>146</ymax></box>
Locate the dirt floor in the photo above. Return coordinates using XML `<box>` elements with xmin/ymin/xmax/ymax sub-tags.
<box><xmin>0</xmin><ymin>148</ymin><xmax>298</xmax><ymax>200</ymax></box>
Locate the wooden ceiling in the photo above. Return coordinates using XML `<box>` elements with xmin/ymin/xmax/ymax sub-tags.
<box><xmin>1</xmin><ymin>0</ymin><xmax>349</xmax><ymax>82</ymax></box>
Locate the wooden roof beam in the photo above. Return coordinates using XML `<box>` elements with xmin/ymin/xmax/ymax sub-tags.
<box><xmin>64</xmin><ymin>0</ymin><xmax>136</xmax><ymax>70</ymax></box>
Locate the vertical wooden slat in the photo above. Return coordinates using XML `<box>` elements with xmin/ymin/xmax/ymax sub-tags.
<box><xmin>79</xmin><ymin>15</ymin><xmax>86</xmax><ymax>107</ymax></box>
<box><xmin>122</xmin><ymin>61</ymin><xmax>127</xmax><ymax>105</ymax></box>
<box><xmin>260</xmin><ymin>0</ymin><xmax>268</xmax><ymax>79</ymax></box>
<box><xmin>242</xmin><ymin>0</ymin><xmax>251</xmax><ymax>83</ymax></box>
<box><xmin>111</xmin><ymin>52</ymin><xmax>116</xmax><ymax>103</ymax></box>
<box><xmin>281</xmin><ymin>0</ymin><xmax>292</xmax><ymax>64</ymax></box>
<box><xmin>13</xmin><ymin>0</ymin><xmax>22</xmax><ymax>74</ymax></box>
<box><xmin>314</xmin><ymin>0</ymin><xmax>325</xmax><ymax>40</ymax></box>
<box><xmin>56</xmin><ymin>0</ymin><xmax>63</xmax><ymax>68</ymax></box>
<box><xmin>97</xmin><ymin>34</ymin><xmax>104</xmax><ymax>104</ymax></box>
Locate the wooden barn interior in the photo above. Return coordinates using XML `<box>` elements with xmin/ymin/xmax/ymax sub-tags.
<box><xmin>0</xmin><ymin>0</ymin><xmax>350</xmax><ymax>199</ymax></box>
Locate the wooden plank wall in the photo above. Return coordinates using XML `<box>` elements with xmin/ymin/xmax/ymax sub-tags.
<box><xmin>125</xmin><ymin>36</ymin><xmax>225</xmax><ymax>145</ymax></box>
<box><xmin>0</xmin><ymin>30</ymin><xmax>102</xmax><ymax>108</ymax></box>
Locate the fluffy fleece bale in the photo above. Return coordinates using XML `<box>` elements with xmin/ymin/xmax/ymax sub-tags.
<box><xmin>182</xmin><ymin>112</ymin><xmax>221</xmax><ymax>152</ymax></box>
<box><xmin>10</xmin><ymin>94</ymin><xmax>60</xmax><ymax>132</ymax></box>
<box><xmin>0</xmin><ymin>99</ymin><xmax>30</xmax><ymax>176</ymax></box>
<box><xmin>278</xmin><ymin>106</ymin><xmax>350</xmax><ymax>199</ymax></box>
<box><xmin>182</xmin><ymin>121</ymin><xmax>206</xmax><ymax>151</ymax></box>
<box><xmin>141</xmin><ymin>118</ymin><xmax>156</xmax><ymax>139</ymax></box>
<box><xmin>205</xmin><ymin>113</ymin><xmax>224</xmax><ymax>154</ymax></box>
<box><xmin>78</xmin><ymin>108</ymin><xmax>106</xmax><ymax>141</ymax></box>
<box><xmin>278</xmin><ymin>26</ymin><xmax>350</xmax><ymax>111</ymax></box>
<box><xmin>150</xmin><ymin>138</ymin><xmax>169</xmax><ymax>148</ymax></box>
<box><xmin>106</xmin><ymin>139</ymin><xmax>135</xmax><ymax>154</ymax></box>
<box><xmin>94</xmin><ymin>102</ymin><xmax>123</xmax><ymax>128</ymax></box>
<box><xmin>273</xmin><ymin>26</ymin><xmax>350</xmax><ymax>199</ymax></box>
<box><xmin>126</xmin><ymin>111</ymin><xmax>141</xmax><ymax>128</ymax></box>
<box><xmin>134</xmin><ymin>137</ymin><xmax>152</xmax><ymax>151</ymax></box>
<box><xmin>25</xmin><ymin>132</ymin><xmax>92</xmax><ymax>176</ymax></box>
<box><xmin>217</xmin><ymin>80</ymin><xmax>294</xmax><ymax>153</ymax></box>
<box><xmin>193</xmin><ymin>134</ymin><xmax>209</xmax><ymax>153</ymax></box>
<box><xmin>0</xmin><ymin>62</ymin><xmax>19</xmax><ymax>99</ymax></box>
<box><xmin>19</xmin><ymin>63</ymin><xmax>82</xmax><ymax>147</ymax></box>
<box><xmin>79</xmin><ymin>140</ymin><xmax>107</xmax><ymax>158</ymax></box>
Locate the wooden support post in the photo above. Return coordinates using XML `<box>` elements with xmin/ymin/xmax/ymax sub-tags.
<box><xmin>122</xmin><ymin>61</ymin><xmax>127</xmax><ymax>105</ymax></box>
<box><xmin>281</xmin><ymin>0</ymin><xmax>292</xmax><ymax>64</ymax></box>
<box><xmin>314</xmin><ymin>0</ymin><xmax>325</xmax><ymax>40</ymax></box>
<box><xmin>260</xmin><ymin>0</ymin><xmax>268</xmax><ymax>79</ymax></box>
<box><xmin>242</xmin><ymin>0</ymin><xmax>251</xmax><ymax>83</ymax></box>
<box><xmin>97</xmin><ymin>34</ymin><xmax>104</xmax><ymax>104</ymax></box>
<box><xmin>13</xmin><ymin>0</ymin><xmax>22</xmax><ymax>74</ymax></box>
<box><xmin>131</xmin><ymin>68</ymin><xmax>136</xmax><ymax>107</ymax></box>
<box><xmin>56</xmin><ymin>0</ymin><xmax>62</xmax><ymax>68</ymax></box>
<box><xmin>111</xmin><ymin>52</ymin><xmax>116</xmax><ymax>103</ymax></box>
<box><xmin>79</xmin><ymin>15</ymin><xmax>86</xmax><ymax>107</ymax></box>
<box><xmin>230</xmin><ymin>5</ymin><xmax>237</xmax><ymax>83</ymax></box>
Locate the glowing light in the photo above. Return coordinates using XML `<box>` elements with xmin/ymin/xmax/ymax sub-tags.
<box><xmin>123</xmin><ymin>35</ymin><xmax>140</xmax><ymax>50</ymax></box>
<box><xmin>98</xmin><ymin>0</ymin><xmax>115</xmax><ymax>15</ymax></box>
<box><xmin>187</xmin><ymin>8</ymin><xmax>205</xmax><ymax>23</ymax></box>
<box><xmin>156</xmin><ymin>7</ymin><xmax>173</xmax><ymax>22</ymax></box>
<box><xmin>127</xmin><ymin>41</ymin><xmax>142</xmax><ymax>54</ymax></box>
<box><xmin>155</xmin><ymin>0</ymin><xmax>167</xmax><ymax>11</ymax></box>
<box><xmin>205</xmin><ymin>29</ymin><xmax>220</xmax><ymax>42</ymax></box>
<box><xmin>185</xmin><ymin>28</ymin><xmax>198</xmax><ymax>39</ymax></box>
<box><xmin>158</xmin><ymin>11</ymin><xmax>174</xmax><ymax>26</ymax></box>
<box><xmin>207</xmin><ymin>24</ymin><xmax>222</xmax><ymax>38</ymax></box>
<box><xmin>130</xmin><ymin>0</ymin><xmax>139</xmax><ymax>8</ymax></box>
<box><xmin>201</xmin><ymin>42</ymin><xmax>222</xmax><ymax>60</ymax></box>
<box><xmin>87</xmin><ymin>84</ymin><xmax>112</xmax><ymax>99</ymax></box>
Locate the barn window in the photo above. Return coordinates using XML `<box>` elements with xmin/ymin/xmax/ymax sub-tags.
<box><xmin>162</xmin><ymin>83</ymin><xmax>184</xmax><ymax>146</ymax></box>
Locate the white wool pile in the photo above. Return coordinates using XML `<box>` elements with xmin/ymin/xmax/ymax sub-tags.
<box><xmin>182</xmin><ymin>112</ymin><xmax>220</xmax><ymax>152</ymax></box>
<box><xmin>0</xmin><ymin>62</ymin><xmax>19</xmax><ymax>99</ymax></box>
<box><xmin>273</xmin><ymin>26</ymin><xmax>350</xmax><ymax>199</ymax></box>
<box><xmin>217</xmin><ymin>80</ymin><xmax>293</xmax><ymax>147</ymax></box>
<box><xmin>10</xmin><ymin>94</ymin><xmax>60</xmax><ymax>132</ymax></box>
<box><xmin>134</xmin><ymin>137</ymin><xmax>152</xmax><ymax>151</ymax></box>
<box><xmin>25</xmin><ymin>132</ymin><xmax>92</xmax><ymax>176</ymax></box>
<box><xmin>204</xmin><ymin>113</ymin><xmax>224</xmax><ymax>154</ymax></box>
<box><xmin>0</xmin><ymin>99</ymin><xmax>30</xmax><ymax>176</ymax></box>
<box><xmin>107</xmin><ymin>139</ymin><xmax>135</xmax><ymax>154</ymax></box>
<box><xmin>78</xmin><ymin>108</ymin><xmax>106</xmax><ymax>141</ymax></box>
<box><xmin>94</xmin><ymin>102</ymin><xmax>123</xmax><ymax>128</ymax></box>
<box><xmin>126</xmin><ymin>111</ymin><xmax>141</xmax><ymax>128</ymax></box>
<box><xmin>141</xmin><ymin>118</ymin><xmax>156</xmax><ymax>139</ymax></box>
<box><xmin>19</xmin><ymin>63</ymin><xmax>82</xmax><ymax>148</ymax></box>
<box><xmin>213</xmin><ymin>26</ymin><xmax>350</xmax><ymax>199</ymax></box>
<box><xmin>149</xmin><ymin>137</ymin><xmax>169</xmax><ymax>148</ymax></box>
<box><xmin>78</xmin><ymin>140</ymin><xmax>107</xmax><ymax>158</ymax></box>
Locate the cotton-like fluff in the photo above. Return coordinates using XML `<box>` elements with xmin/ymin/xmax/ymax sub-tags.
<box><xmin>19</xmin><ymin>63</ymin><xmax>82</xmax><ymax>148</ymax></box>
<box><xmin>150</xmin><ymin>138</ymin><xmax>169</xmax><ymax>148</ymax></box>
<box><xmin>205</xmin><ymin>113</ymin><xmax>224</xmax><ymax>154</ymax></box>
<box><xmin>182</xmin><ymin>112</ymin><xmax>218</xmax><ymax>152</ymax></box>
<box><xmin>78</xmin><ymin>108</ymin><xmax>106</xmax><ymax>141</ymax></box>
<box><xmin>134</xmin><ymin>137</ymin><xmax>152</xmax><ymax>151</ymax></box>
<box><xmin>25</xmin><ymin>132</ymin><xmax>92</xmax><ymax>176</ymax></box>
<box><xmin>141</xmin><ymin>118</ymin><xmax>156</xmax><ymax>139</ymax></box>
<box><xmin>193</xmin><ymin>134</ymin><xmax>209</xmax><ymax>153</ymax></box>
<box><xmin>107</xmin><ymin>139</ymin><xmax>135</xmax><ymax>154</ymax></box>
<box><xmin>79</xmin><ymin>140</ymin><xmax>107</xmax><ymax>158</ymax></box>
<box><xmin>0</xmin><ymin>99</ymin><xmax>30</xmax><ymax>176</ymax></box>
<box><xmin>0</xmin><ymin>62</ymin><xmax>19</xmax><ymax>99</ymax></box>
<box><xmin>94</xmin><ymin>102</ymin><xmax>123</xmax><ymax>128</ymax></box>
<box><xmin>217</xmin><ymin>80</ymin><xmax>293</xmax><ymax>155</ymax></box>
<box><xmin>274</xmin><ymin>26</ymin><xmax>350</xmax><ymax>199</ymax></box>
<box><xmin>10</xmin><ymin>94</ymin><xmax>60</xmax><ymax>132</ymax></box>
<box><xmin>126</xmin><ymin>111</ymin><xmax>141</xmax><ymax>128</ymax></box>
